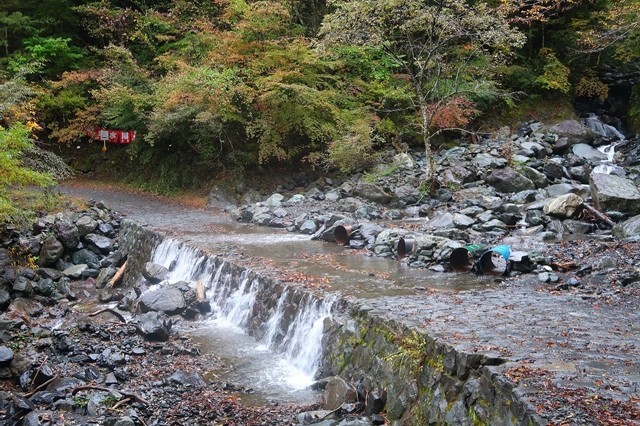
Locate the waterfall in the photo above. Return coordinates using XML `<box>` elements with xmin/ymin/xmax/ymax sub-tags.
<box><xmin>149</xmin><ymin>238</ymin><xmax>336</xmax><ymax>381</ymax></box>
<box><xmin>582</xmin><ymin>114</ymin><xmax>625</xmax><ymax>175</ymax></box>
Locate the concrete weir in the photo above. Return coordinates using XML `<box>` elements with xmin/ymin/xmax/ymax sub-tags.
<box><xmin>119</xmin><ymin>219</ymin><xmax>541</xmax><ymax>425</ymax></box>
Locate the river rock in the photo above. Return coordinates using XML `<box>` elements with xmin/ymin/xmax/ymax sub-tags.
<box><xmin>590</xmin><ymin>173</ymin><xmax>640</xmax><ymax>214</ymax></box>
<box><xmin>142</xmin><ymin>262</ymin><xmax>168</xmax><ymax>284</ymax></box>
<box><xmin>264</xmin><ymin>193</ymin><xmax>284</xmax><ymax>208</ymax></box>
<box><xmin>519</xmin><ymin>166</ymin><xmax>548</xmax><ymax>188</ymax></box>
<box><xmin>54</xmin><ymin>220</ymin><xmax>80</xmax><ymax>250</ymax></box>
<box><xmin>393</xmin><ymin>153</ymin><xmax>415</xmax><ymax>170</ymax></box>
<box><xmin>169</xmin><ymin>371</ymin><xmax>207</xmax><ymax>387</ymax></box>
<box><xmin>474</xmin><ymin>153</ymin><xmax>507</xmax><ymax>169</ymax></box>
<box><xmin>9</xmin><ymin>298</ymin><xmax>44</xmax><ymax>317</ymax></box>
<box><xmin>613</xmin><ymin>214</ymin><xmax>640</xmax><ymax>237</ymax></box>
<box><xmin>425</xmin><ymin>212</ymin><xmax>454</xmax><ymax>229</ymax></box>
<box><xmin>75</xmin><ymin>215</ymin><xmax>98</xmax><ymax>236</ymax></box>
<box><xmin>572</xmin><ymin>143</ymin><xmax>608</xmax><ymax>161</ymax></box>
<box><xmin>38</xmin><ymin>236</ymin><xmax>64</xmax><ymax>267</ymax></box>
<box><xmin>548</xmin><ymin>120</ymin><xmax>593</xmax><ymax>144</ymax></box>
<box><xmin>139</xmin><ymin>285</ymin><xmax>187</xmax><ymax>315</ymax></box>
<box><xmin>135</xmin><ymin>311</ymin><xmax>172</xmax><ymax>341</ymax></box>
<box><xmin>543</xmin><ymin>193</ymin><xmax>584</xmax><ymax>218</ymax></box>
<box><xmin>84</xmin><ymin>233</ymin><xmax>113</xmax><ymax>254</ymax></box>
<box><xmin>542</xmin><ymin>160</ymin><xmax>565</xmax><ymax>180</ymax></box>
<box><xmin>487</xmin><ymin>167</ymin><xmax>535</xmax><ymax>193</ymax></box>
<box><xmin>62</xmin><ymin>264</ymin><xmax>88</xmax><ymax>279</ymax></box>
<box><xmin>71</xmin><ymin>248</ymin><xmax>101</xmax><ymax>268</ymax></box>
<box><xmin>323</xmin><ymin>376</ymin><xmax>357</xmax><ymax>411</ymax></box>
<box><xmin>0</xmin><ymin>346</ymin><xmax>13</xmax><ymax>366</ymax></box>
<box><xmin>355</xmin><ymin>183</ymin><xmax>392</xmax><ymax>204</ymax></box>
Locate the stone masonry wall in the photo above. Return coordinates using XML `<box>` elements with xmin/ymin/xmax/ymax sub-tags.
<box><xmin>119</xmin><ymin>221</ymin><xmax>541</xmax><ymax>425</ymax></box>
<box><xmin>321</xmin><ymin>306</ymin><xmax>542</xmax><ymax>425</ymax></box>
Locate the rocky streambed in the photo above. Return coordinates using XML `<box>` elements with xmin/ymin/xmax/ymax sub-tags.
<box><xmin>1</xmin><ymin>116</ymin><xmax>640</xmax><ymax>425</ymax></box>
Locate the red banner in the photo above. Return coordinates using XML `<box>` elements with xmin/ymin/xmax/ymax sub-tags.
<box><xmin>84</xmin><ymin>127</ymin><xmax>136</xmax><ymax>144</ymax></box>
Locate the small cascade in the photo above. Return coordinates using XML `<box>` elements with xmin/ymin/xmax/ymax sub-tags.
<box><xmin>149</xmin><ymin>238</ymin><xmax>336</xmax><ymax>387</ymax></box>
<box><xmin>268</xmin><ymin>293</ymin><xmax>336</xmax><ymax>378</ymax></box>
<box><xmin>583</xmin><ymin>113</ymin><xmax>626</xmax><ymax>141</ymax></box>
<box><xmin>582</xmin><ymin>114</ymin><xmax>625</xmax><ymax>175</ymax></box>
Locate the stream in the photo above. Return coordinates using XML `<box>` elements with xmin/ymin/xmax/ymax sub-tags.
<box><xmin>60</xmin><ymin>183</ymin><xmax>495</xmax><ymax>407</ymax></box>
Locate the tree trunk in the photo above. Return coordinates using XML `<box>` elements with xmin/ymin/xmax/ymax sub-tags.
<box><xmin>420</xmin><ymin>105</ymin><xmax>435</xmax><ymax>191</ymax></box>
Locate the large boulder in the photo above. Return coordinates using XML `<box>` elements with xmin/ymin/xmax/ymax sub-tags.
<box><xmin>135</xmin><ymin>311</ymin><xmax>172</xmax><ymax>341</ymax></box>
<box><xmin>355</xmin><ymin>183</ymin><xmax>392</xmax><ymax>204</ymax></box>
<box><xmin>572</xmin><ymin>144</ymin><xmax>608</xmax><ymax>161</ymax></box>
<box><xmin>487</xmin><ymin>167</ymin><xmax>535</xmax><ymax>193</ymax></box>
<box><xmin>142</xmin><ymin>262</ymin><xmax>168</xmax><ymax>284</ymax></box>
<box><xmin>548</xmin><ymin>120</ymin><xmax>594</xmax><ymax>144</ymax></box>
<box><xmin>139</xmin><ymin>285</ymin><xmax>187</xmax><ymax>315</ymax></box>
<box><xmin>543</xmin><ymin>193</ymin><xmax>584</xmax><ymax>218</ymax></box>
<box><xmin>590</xmin><ymin>173</ymin><xmax>640</xmax><ymax>214</ymax></box>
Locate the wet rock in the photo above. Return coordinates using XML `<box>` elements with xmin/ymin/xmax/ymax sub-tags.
<box><xmin>0</xmin><ymin>289</ymin><xmax>10</xmax><ymax>309</ymax></box>
<box><xmin>62</xmin><ymin>264</ymin><xmax>88</xmax><ymax>279</ymax></box>
<box><xmin>135</xmin><ymin>311</ymin><xmax>172</xmax><ymax>341</ymax></box>
<box><xmin>264</xmin><ymin>193</ymin><xmax>284</xmax><ymax>208</ymax></box>
<box><xmin>474</xmin><ymin>153</ymin><xmax>507</xmax><ymax>169</ymax></box>
<box><xmin>96</xmin><ymin>266</ymin><xmax>117</xmax><ymax>288</ymax></box>
<box><xmin>139</xmin><ymin>285</ymin><xmax>187</xmax><ymax>315</ymax></box>
<box><xmin>543</xmin><ymin>193</ymin><xmax>584</xmax><ymax>218</ymax></box>
<box><xmin>519</xmin><ymin>166</ymin><xmax>548</xmax><ymax>188</ymax></box>
<box><xmin>323</xmin><ymin>376</ymin><xmax>357</xmax><ymax>411</ymax></box>
<box><xmin>142</xmin><ymin>262</ymin><xmax>168</xmax><ymax>284</ymax></box>
<box><xmin>299</xmin><ymin>219</ymin><xmax>318</xmax><ymax>234</ymax></box>
<box><xmin>84</xmin><ymin>233</ymin><xmax>114</xmax><ymax>254</ymax></box>
<box><xmin>98</xmin><ymin>223</ymin><xmax>116</xmax><ymax>238</ymax></box>
<box><xmin>590</xmin><ymin>173</ymin><xmax>640</xmax><ymax>215</ymax></box>
<box><xmin>425</xmin><ymin>212</ymin><xmax>454</xmax><ymax>229</ymax></box>
<box><xmin>169</xmin><ymin>371</ymin><xmax>207</xmax><ymax>387</ymax></box>
<box><xmin>71</xmin><ymin>248</ymin><xmax>101</xmax><ymax>269</ymax></box>
<box><xmin>487</xmin><ymin>167</ymin><xmax>535</xmax><ymax>193</ymax></box>
<box><xmin>9</xmin><ymin>298</ymin><xmax>44</xmax><ymax>317</ymax></box>
<box><xmin>542</xmin><ymin>160</ymin><xmax>565</xmax><ymax>180</ymax></box>
<box><xmin>37</xmin><ymin>236</ymin><xmax>64</xmax><ymax>267</ymax></box>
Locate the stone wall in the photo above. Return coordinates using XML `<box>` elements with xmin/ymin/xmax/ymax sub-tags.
<box><xmin>321</xmin><ymin>306</ymin><xmax>542</xmax><ymax>425</ymax></box>
<box><xmin>119</xmin><ymin>221</ymin><xmax>541</xmax><ymax>425</ymax></box>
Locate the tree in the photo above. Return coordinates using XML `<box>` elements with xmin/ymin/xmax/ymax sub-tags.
<box><xmin>320</xmin><ymin>0</ymin><xmax>525</xmax><ymax>184</ymax></box>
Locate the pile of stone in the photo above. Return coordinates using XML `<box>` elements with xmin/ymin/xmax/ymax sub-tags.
<box><xmin>232</xmin><ymin>118</ymin><xmax>640</xmax><ymax>274</ymax></box>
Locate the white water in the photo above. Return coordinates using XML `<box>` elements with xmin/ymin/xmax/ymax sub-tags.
<box><xmin>149</xmin><ymin>238</ymin><xmax>335</xmax><ymax>399</ymax></box>
<box><xmin>583</xmin><ymin>114</ymin><xmax>625</xmax><ymax>175</ymax></box>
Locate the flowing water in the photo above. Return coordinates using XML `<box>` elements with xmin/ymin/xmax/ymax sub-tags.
<box><xmin>149</xmin><ymin>238</ymin><xmax>335</xmax><ymax>405</ymax></box>
<box><xmin>583</xmin><ymin>113</ymin><xmax>625</xmax><ymax>175</ymax></box>
<box><xmin>60</xmin><ymin>183</ymin><xmax>496</xmax><ymax>405</ymax></box>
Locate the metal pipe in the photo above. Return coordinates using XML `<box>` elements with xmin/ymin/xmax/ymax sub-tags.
<box><xmin>334</xmin><ymin>225</ymin><xmax>354</xmax><ymax>245</ymax></box>
<box><xmin>397</xmin><ymin>237</ymin><xmax>415</xmax><ymax>260</ymax></box>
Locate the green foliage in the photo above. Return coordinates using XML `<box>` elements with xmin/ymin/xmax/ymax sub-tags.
<box><xmin>320</xmin><ymin>0</ymin><xmax>525</xmax><ymax>181</ymax></box>
<box><xmin>534</xmin><ymin>48</ymin><xmax>571</xmax><ymax>93</ymax></box>
<box><xmin>0</xmin><ymin>123</ymin><xmax>56</xmax><ymax>221</ymax></box>
<box><xmin>8</xmin><ymin>36</ymin><xmax>86</xmax><ymax>79</ymax></box>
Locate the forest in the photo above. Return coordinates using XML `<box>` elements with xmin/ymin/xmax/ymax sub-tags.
<box><xmin>1</xmin><ymin>0</ymin><xmax>639</xmax><ymax>219</ymax></box>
